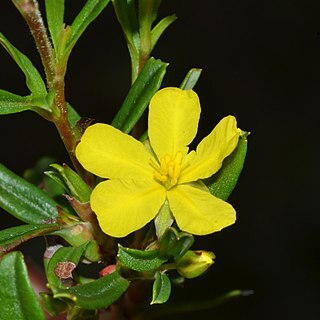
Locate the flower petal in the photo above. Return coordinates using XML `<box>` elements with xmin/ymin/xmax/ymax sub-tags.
<box><xmin>91</xmin><ymin>179</ymin><xmax>167</xmax><ymax>237</ymax></box>
<box><xmin>148</xmin><ymin>87</ymin><xmax>200</xmax><ymax>161</ymax></box>
<box><xmin>167</xmin><ymin>184</ymin><xmax>236</xmax><ymax>235</ymax></box>
<box><xmin>180</xmin><ymin>115</ymin><xmax>240</xmax><ymax>183</ymax></box>
<box><xmin>76</xmin><ymin>123</ymin><xmax>153</xmax><ymax>179</ymax></box>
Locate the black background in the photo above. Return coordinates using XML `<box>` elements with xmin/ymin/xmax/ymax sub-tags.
<box><xmin>1</xmin><ymin>1</ymin><xmax>320</xmax><ymax>319</ymax></box>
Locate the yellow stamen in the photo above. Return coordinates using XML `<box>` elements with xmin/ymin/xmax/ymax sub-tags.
<box><xmin>154</xmin><ymin>152</ymin><xmax>183</xmax><ymax>189</ymax></box>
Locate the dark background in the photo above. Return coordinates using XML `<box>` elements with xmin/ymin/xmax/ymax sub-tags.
<box><xmin>1</xmin><ymin>1</ymin><xmax>320</xmax><ymax>319</ymax></box>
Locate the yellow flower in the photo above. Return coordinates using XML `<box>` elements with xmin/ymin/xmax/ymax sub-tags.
<box><xmin>75</xmin><ymin>87</ymin><xmax>241</xmax><ymax>238</ymax></box>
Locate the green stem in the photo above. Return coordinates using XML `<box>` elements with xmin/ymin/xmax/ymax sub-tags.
<box><xmin>139</xmin><ymin>289</ymin><xmax>253</xmax><ymax>319</ymax></box>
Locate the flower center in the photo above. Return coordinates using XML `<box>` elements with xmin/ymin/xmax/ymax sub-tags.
<box><xmin>154</xmin><ymin>152</ymin><xmax>183</xmax><ymax>189</ymax></box>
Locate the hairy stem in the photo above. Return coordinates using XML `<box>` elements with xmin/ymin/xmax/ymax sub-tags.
<box><xmin>12</xmin><ymin>0</ymin><xmax>88</xmax><ymax>179</ymax></box>
<box><xmin>12</xmin><ymin>0</ymin><xmax>55</xmax><ymax>88</ymax></box>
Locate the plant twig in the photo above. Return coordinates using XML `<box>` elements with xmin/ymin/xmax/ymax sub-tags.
<box><xmin>137</xmin><ymin>289</ymin><xmax>254</xmax><ymax>319</ymax></box>
<box><xmin>12</xmin><ymin>0</ymin><xmax>55</xmax><ymax>88</ymax></box>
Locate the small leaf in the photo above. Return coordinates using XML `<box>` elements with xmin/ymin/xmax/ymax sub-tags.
<box><xmin>46</xmin><ymin>244</ymin><xmax>88</xmax><ymax>290</ymax></box>
<box><xmin>44</xmin><ymin>170</ymin><xmax>68</xmax><ymax>192</ymax></box>
<box><xmin>65</xmin><ymin>0</ymin><xmax>111</xmax><ymax>58</ymax></box>
<box><xmin>0</xmin><ymin>90</ymin><xmax>33</xmax><ymax>114</ymax></box>
<box><xmin>0</xmin><ymin>251</ymin><xmax>46</xmax><ymax>320</ymax></box>
<box><xmin>118</xmin><ymin>244</ymin><xmax>166</xmax><ymax>272</ymax></box>
<box><xmin>112</xmin><ymin>0</ymin><xmax>140</xmax><ymax>64</ymax></box>
<box><xmin>159</xmin><ymin>227</ymin><xmax>194</xmax><ymax>260</ymax></box>
<box><xmin>112</xmin><ymin>57</ymin><xmax>168</xmax><ymax>133</ymax></box>
<box><xmin>67</xmin><ymin>102</ymin><xmax>81</xmax><ymax>128</ymax></box>
<box><xmin>180</xmin><ymin>68</ymin><xmax>202</xmax><ymax>90</ymax></box>
<box><xmin>0</xmin><ymin>163</ymin><xmax>58</xmax><ymax>224</ymax></box>
<box><xmin>0</xmin><ymin>89</ymin><xmax>51</xmax><ymax>115</ymax></box>
<box><xmin>0</xmin><ymin>33</ymin><xmax>47</xmax><ymax>97</ymax></box>
<box><xmin>45</xmin><ymin>0</ymin><xmax>65</xmax><ymax>50</ymax></box>
<box><xmin>204</xmin><ymin>131</ymin><xmax>248</xmax><ymax>200</ymax></box>
<box><xmin>0</xmin><ymin>224</ymin><xmax>60</xmax><ymax>255</ymax></box>
<box><xmin>151</xmin><ymin>271</ymin><xmax>171</xmax><ymax>304</ymax></box>
<box><xmin>51</xmin><ymin>223</ymin><xmax>101</xmax><ymax>262</ymax></box>
<box><xmin>49</xmin><ymin>163</ymin><xmax>91</xmax><ymax>202</ymax></box>
<box><xmin>54</xmin><ymin>270</ymin><xmax>130</xmax><ymax>310</ymax></box>
<box><xmin>151</xmin><ymin>14</ymin><xmax>177</xmax><ymax>51</ymax></box>
<box><xmin>170</xmin><ymin>233</ymin><xmax>194</xmax><ymax>261</ymax></box>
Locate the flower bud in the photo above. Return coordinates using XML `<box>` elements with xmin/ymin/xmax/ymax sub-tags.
<box><xmin>176</xmin><ymin>250</ymin><xmax>215</xmax><ymax>279</ymax></box>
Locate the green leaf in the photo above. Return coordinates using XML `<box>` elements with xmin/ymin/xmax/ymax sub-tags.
<box><xmin>151</xmin><ymin>271</ymin><xmax>171</xmax><ymax>304</ymax></box>
<box><xmin>65</xmin><ymin>0</ymin><xmax>111</xmax><ymax>57</ymax></box>
<box><xmin>0</xmin><ymin>251</ymin><xmax>46</xmax><ymax>320</ymax></box>
<box><xmin>49</xmin><ymin>163</ymin><xmax>91</xmax><ymax>202</ymax></box>
<box><xmin>151</xmin><ymin>14</ymin><xmax>177</xmax><ymax>51</ymax></box>
<box><xmin>204</xmin><ymin>132</ymin><xmax>248</xmax><ymax>200</ymax></box>
<box><xmin>112</xmin><ymin>57</ymin><xmax>168</xmax><ymax>133</ymax></box>
<box><xmin>0</xmin><ymin>90</ymin><xmax>33</xmax><ymax>114</ymax></box>
<box><xmin>45</xmin><ymin>0</ymin><xmax>65</xmax><ymax>51</ymax></box>
<box><xmin>44</xmin><ymin>170</ymin><xmax>68</xmax><ymax>193</ymax></box>
<box><xmin>0</xmin><ymin>33</ymin><xmax>47</xmax><ymax>97</ymax></box>
<box><xmin>180</xmin><ymin>68</ymin><xmax>202</xmax><ymax>90</ymax></box>
<box><xmin>0</xmin><ymin>224</ymin><xmax>60</xmax><ymax>255</ymax></box>
<box><xmin>118</xmin><ymin>244</ymin><xmax>166</xmax><ymax>272</ymax></box>
<box><xmin>0</xmin><ymin>89</ymin><xmax>51</xmax><ymax>115</ymax></box>
<box><xmin>0</xmin><ymin>163</ymin><xmax>58</xmax><ymax>224</ymax></box>
<box><xmin>159</xmin><ymin>227</ymin><xmax>194</xmax><ymax>261</ymax></box>
<box><xmin>112</xmin><ymin>0</ymin><xmax>140</xmax><ymax>66</ymax></box>
<box><xmin>54</xmin><ymin>270</ymin><xmax>130</xmax><ymax>310</ymax></box>
<box><xmin>46</xmin><ymin>244</ymin><xmax>88</xmax><ymax>290</ymax></box>
<box><xmin>67</xmin><ymin>102</ymin><xmax>81</xmax><ymax>128</ymax></box>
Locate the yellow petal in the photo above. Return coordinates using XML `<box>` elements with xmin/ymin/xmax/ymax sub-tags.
<box><xmin>91</xmin><ymin>179</ymin><xmax>167</xmax><ymax>237</ymax></box>
<box><xmin>180</xmin><ymin>115</ymin><xmax>240</xmax><ymax>183</ymax></box>
<box><xmin>167</xmin><ymin>184</ymin><xmax>236</xmax><ymax>235</ymax></box>
<box><xmin>148</xmin><ymin>87</ymin><xmax>200</xmax><ymax>161</ymax></box>
<box><xmin>76</xmin><ymin>123</ymin><xmax>153</xmax><ymax>180</ymax></box>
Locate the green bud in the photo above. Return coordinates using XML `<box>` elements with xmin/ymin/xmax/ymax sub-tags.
<box><xmin>176</xmin><ymin>250</ymin><xmax>215</xmax><ymax>279</ymax></box>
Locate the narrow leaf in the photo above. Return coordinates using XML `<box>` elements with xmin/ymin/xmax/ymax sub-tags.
<box><xmin>67</xmin><ymin>102</ymin><xmax>81</xmax><ymax>128</ymax></box>
<box><xmin>159</xmin><ymin>227</ymin><xmax>194</xmax><ymax>260</ymax></box>
<box><xmin>0</xmin><ymin>224</ymin><xmax>60</xmax><ymax>255</ymax></box>
<box><xmin>112</xmin><ymin>57</ymin><xmax>168</xmax><ymax>133</ymax></box>
<box><xmin>0</xmin><ymin>89</ymin><xmax>50</xmax><ymax>115</ymax></box>
<box><xmin>118</xmin><ymin>244</ymin><xmax>166</xmax><ymax>272</ymax></box>
<box><xmin>151</xmin><ymin>14</ymin><xmax>177</xmax><ymax>51</ymax></box>
<box><xmin>204</xmin><ymin>132</ymin><xmax>248</xmax><ymax>200</ymax></box>
<box><xmin>0</xmin><ymin>33</ymin><xmax>47</xmax><ymax>97</ymax></box>
<box><xmin>180</xmin><ymin>68</ymin><xmax>202</xmax><ymax>90</ymax></box>
<box><xmin>112</xmin><ymin>0</ymin><xmax>140</xmax><ymax>56</ymax></box>
<box><xmin>45</xmin><ymin>0</ymin><xmax>65</xmax><ymax>50</ymax></box>
<box><xmin>0</xmin><ymin>251</ymin><xmax>46</xmax><ymax>320</ymax></box>
<box><xmin>0</xmin><ymin>163</ymin><xmax>58</xmax><ymax>224</ymax></box>
<box><xmin>65</xmin><ymin>0</ymin><xmax>110</xmax><ymax>57</ymax></box>
<box><xmin>0</xmin><ymin>90</ymin><xmax>34</xmax><ymax>114</ymax></box>
<box><xmin>151</xmin><ymin>271</ymin><xmax>171</xmax><ymax>304</ymax></box>
<box><xmin>54</xmin><ymin>270</ymin><xmax>130</xmax><ymax>310</ymax></box>
<box><xmin>49</xmin><ymin>163</ymin><xmax>91</xmax><ymax>202</ymax></box>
